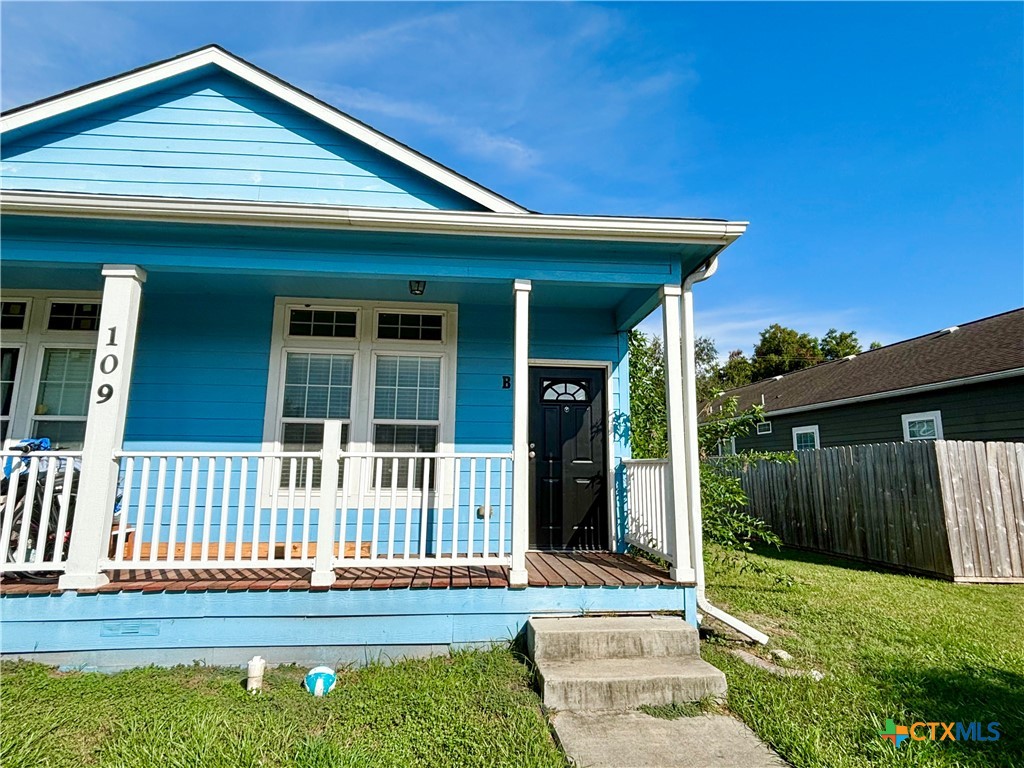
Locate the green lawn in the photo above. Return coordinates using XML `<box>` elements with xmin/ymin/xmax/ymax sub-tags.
<box><xmin>703</xmin><ymin>545</ymin><xmax>1024</xmax><ymax>768</ymax></box>
<box><xmin>0</xmin><ymin>648</ymin><xmax>566</xmax><ymax>768</ymax></box>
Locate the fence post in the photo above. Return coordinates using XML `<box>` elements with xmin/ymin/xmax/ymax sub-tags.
<box><xmin>311</xmin><ymin>420</ymin><xmax>342</xmax><ymax>587</ymax></box>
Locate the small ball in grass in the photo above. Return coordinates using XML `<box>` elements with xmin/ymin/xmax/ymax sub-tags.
<box><xmin>303</xmin><ymin>666</ymin><xmax>337</xmax><ymax>697</ymax></box>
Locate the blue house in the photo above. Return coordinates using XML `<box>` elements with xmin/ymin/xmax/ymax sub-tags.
<box><xmin>0</xmin><ymin>46</ymin><xmax>750</xmax><ymax>668</ymax></box>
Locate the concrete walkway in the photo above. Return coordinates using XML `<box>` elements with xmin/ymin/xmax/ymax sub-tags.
<box><xmin>551</xmin><ymin>711</ymin><xmax>787</xmax><ymax>768</ymax></box>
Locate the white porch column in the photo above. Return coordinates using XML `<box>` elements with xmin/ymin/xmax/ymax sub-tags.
<box><xmin>59</xmin><ymin>265</ymin><xmax>146</xmax><ymax>591</ymax></box>
<box><xmin>660</xmin><ymin>285</ymin><xmax>695</xmax><ymax>583</ymax></box>
<box><xmin>311</xmin><ymin>419</ymin><xmax>343</xmax><ymax>587</ymax></box>
<box><xmin>509</xmin><ymin>279</ymin><xmax>532</xmax><ymax>587</ymax></box>
<box><xmin>679</xmin><ymin>285</ymin><xmax>706</xmax><ymax>590</ymax></box>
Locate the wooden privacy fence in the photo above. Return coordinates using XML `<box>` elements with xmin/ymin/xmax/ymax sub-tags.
<box><xmin>732</xmin><ymin>440</ymin><xmax>1024</xmax><ymax>583</ymax></box>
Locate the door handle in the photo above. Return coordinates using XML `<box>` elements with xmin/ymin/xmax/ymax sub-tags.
<box><xmin>528</xmin><ymin>442</ymin><xmax>536</xmax><ymax>459</ymax></box>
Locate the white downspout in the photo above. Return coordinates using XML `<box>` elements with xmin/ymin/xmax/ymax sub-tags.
<box><xmin>681</xmin><ymin>256</ymin><xmax>770</xmax><ymax>645</ymax></box>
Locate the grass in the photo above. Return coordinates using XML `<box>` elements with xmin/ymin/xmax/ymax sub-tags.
<box><xmin>0</xmin><ymin>647</ymin><xmax>567</xmax><ymax>768</ymax></box>
<box><xmin>703</xmin><ymin>544</ymin><xmax>1024</xmax><ymax>768</ymax></box>
<box><xmin>638</xmin><ymin>696</ymin><xmax>720</xmax><ymax>720</ymax></box>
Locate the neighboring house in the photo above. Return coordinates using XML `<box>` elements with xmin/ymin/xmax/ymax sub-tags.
<box><xmin>716</xmin><ymin>308</ymin><xmax>1024</xmax><ymax>453</ymax></box>
<box><xmin>0</xmin><ymin>46</ymin><xmax>746</xmax><ymax>668</ymax></box>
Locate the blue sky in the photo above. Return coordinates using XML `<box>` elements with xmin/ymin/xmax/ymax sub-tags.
<box><xmin>2</xmin><ymin>2</ymin><xmax>1021</xmax><ymax>355</ymax></box>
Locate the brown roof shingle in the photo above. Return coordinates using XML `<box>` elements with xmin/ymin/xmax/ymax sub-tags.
<box><xmin>715</xmin><ymin>308</ymin><xmax>1024</xmax><ymax>414</ymax></box>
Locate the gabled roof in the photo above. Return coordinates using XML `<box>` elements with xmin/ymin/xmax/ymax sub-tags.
<box><xmin>717</xmin><ymin>308</ymin><xmax>1024</xmax><ymax>416</ymax></box>
<box><xmin>0</xmin><ymin>44</ymin><xmax>526</xmax><ymax>214</ymax></box>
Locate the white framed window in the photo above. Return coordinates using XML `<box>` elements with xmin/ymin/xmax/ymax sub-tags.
<box><xmin>756</xmin><ymin>421</ymin><xmax>772</xmax><ymax>435</ymax></box>
<box><xmin>262</xmin><ymin>297</ymin><xmax>458</xmax><ymax>501</ymax></box>
<box><xmin>902</xmin><ymin>410</ymin><xmax>943</xmax><ymax>442</ymax></box>
<box><xmin>1</xmin><ymin>345</ymin><xmax>23</xmax><ymax>442</ymax></box>
<box><xmin>0</xmin><ymin>292</ymin><xmax>100</xmax><ymax>449</ymax></box>
<box><xmin>792</xmin><ymin>425</ymin><xmax>820</xmax><ymax>451</ymax></box>
<box><xmin>716</xmin><ymin>437</ymin><xmax>737</xmax><ymax>456</ymax></box>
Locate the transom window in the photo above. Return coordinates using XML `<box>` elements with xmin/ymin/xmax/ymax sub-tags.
<box><xmin>47</xmin><ymin>301</ymin><xmax>101</xmax><ymax>331</ymax></box>
<box><xmin>287</xmin><ymin>308</ymin><xmax>357</xmax><ymax>338</ymax></box>
<box><xmin>902</xmin><ymin>411</ymin><xmax>943</xmax><ymax>442</ymax></box>
<box><xmin>541</xmin><ymin>379</ymin><xmax>589</xmax><ymax>402</ymax></box>
<box><xmin>792</xmin><ymin>425</ymin><xmax>819</xmax><ymax>451</ymax></box>
<box><xmin>376</xmin><ymin>312</ymin><xmax>443</xmax><ymax>341</ymax></box>
<box><xmin>1</xmin><ymin>301</ymin><xmax>27</xmax><ymax>330</ymax></box>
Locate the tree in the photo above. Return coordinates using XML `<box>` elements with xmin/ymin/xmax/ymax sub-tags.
<box><xmin>750</xmin><ymin>324</ymin><xmax>822</xmax><ymax>380</ymax></box>
<box><xmin>694</xmin><ymin>335</ymin><xmax>721</xmax><ymax>405</ymax></box>
<box><xmin>627</xmin><ymin>330</ymin><xmax>667</xmax><ymax>460</ymax></box>
<box><xmin>820</xmin><ymin>328</ymin><xmax>863</xmax><ymax>360</ymax></box>
<box><xmin>627</xmin><ymin>332</ymin><xmax>793</xmax><ymax>564</ymax></box>
<box><xmin>717</xmin><ymin>350</ymin><xmax>753</xmax><ymax>391</ymax></box>
<box><xmin>870</xmin><ymin>341</ymin><xmax>883</xmax><ymax>350</ymax></box>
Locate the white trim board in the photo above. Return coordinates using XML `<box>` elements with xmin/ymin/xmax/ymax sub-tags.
<box><xmin>0</xmin><ymin>190</ymin><xmax>749</xmax><ymax>246</ymax></box>
<box><xmin>0</xmin><ymin>45</ymin><xmax>525</xmax><ymax>215</ymax></box>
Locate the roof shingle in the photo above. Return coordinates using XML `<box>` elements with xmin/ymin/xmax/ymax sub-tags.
<box><xmin>714</xmin><ymin>308</ymin><xmax>1024</xmax><ymax>414</ymax></box>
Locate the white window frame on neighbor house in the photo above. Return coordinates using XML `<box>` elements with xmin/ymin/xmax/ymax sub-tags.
<box><xmin>0</xmin><ymin>291</ymin><xmax>102</xmax><ymax>448</ymax></box>
<box><xmin>902</xmin><ymin>410</ymin><xmax>943</xmax><ymax>442</ymax></box>
<box><xmin>792</xmin><ymin>425</ymin><xmax>820</xmax><ymax>451</ymax></box>
<box><xmin>261</xmin><ymin>297</ymin><xmax>458</xmax><ymax>504</ymax></box>
<box><xmin>756</xmin><ymin>421</ymin><xmax>772</xmax><ymax>435</ymax></box>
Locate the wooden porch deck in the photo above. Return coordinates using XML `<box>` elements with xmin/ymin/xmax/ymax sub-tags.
<box><xmin>0</xmin><ymin>551</ymin><xmax>676</xmax><ymax>596</ymax></box>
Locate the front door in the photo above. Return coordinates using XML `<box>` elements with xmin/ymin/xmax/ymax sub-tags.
<box><xmin>529</xmin><ymin>366</ymin><xmax>608</xmax><ymax>550</ymax></box>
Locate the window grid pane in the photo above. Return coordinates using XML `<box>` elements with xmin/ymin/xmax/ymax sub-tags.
<box><xmin>377</xmin><ymin>312</ymin><xmax>443</xmax><ymax>341</ymax></box>
<box><xmin>1</xmin><ymin>302</ymin><xmax>27</xmax><ymax>330</ymax></box>
<box><xmin>35</xmin><ymin>348</ymin><xmax>94</xmax><ymax>417</ymax></box>
<box><xmin>373</xmin><ymin>356</ymin><xmax>440</xmax><ymax>421</ymax></box>
<box><xmin>795</xmin><ymin>432</ymin><xmax>816</xmax><ymax>451</ymax></box>
<box><xmin>48</xmin><ymin>302</ymin><xmax>100</xmax><ymax>331</ymax></box>
<box><xmin>283</xmin><ymin>353</ymin><xmax>353</xmax><ymax>419</ymax></box>
<box><xmin>908</xmin><ymin>419</ymin><xmax>937</xmax><ymax>440</ymax></box>
<box><xmin>280</xmin><ymin>421</ymin><xmax>350</xmax><ymax>488</ymax></box>
<box><xmin>288</xmin><ymin>309</ymin><xmax>357</xmax><ymax>338</ymax></box>
<box><xmin>373</xmin><ymin>424</ymin><xmax>438</xmax><ymax>487</ymax></box>
<box><xmin>29</xmin><ymin>419</ymin><xmax>86</xmax><ymax>449</ymax></box>
<box><xmin>1</xmin><ymin>348</ymin><xmax>19</xmax><ymax>417</ymax></box>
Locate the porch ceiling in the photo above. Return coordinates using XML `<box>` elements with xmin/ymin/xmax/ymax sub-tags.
<box><xmin>1</xmin><ymin>261</ymin><xmax>662</xmax><ymax>327</ymax></box>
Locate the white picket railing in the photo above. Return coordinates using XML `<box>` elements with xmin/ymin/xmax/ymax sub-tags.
<box><xmin>336</xmin><ymin>453</ymin><xmax>512</xmax><ymax>567</ymax></box>
<box><xmin>623</xmin><ymin>458</ymin><xmax>670</xmax><ymax>560</ymax></box>
<box><xmin>105</xmin><ymin>449</ymin><xmax>513</xmax><ymax>570</ymax></box>
<box><xmin>1</xmin><ymin>450</ymin><xmax>81</xmax><ymax>573</ymax></box>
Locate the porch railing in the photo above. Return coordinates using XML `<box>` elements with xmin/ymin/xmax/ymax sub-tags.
<box><xmin>623</xmin><ymin>458</ymin><xmax>670</xmax><ymax>561</ymax></box>
<box><xmin>106</xmin><ymin>450</ymin><xmax>513</xmax><ymax>570</ymax></box>
<box><xmin>1</xmin><ymin>450</ymin><xmax>81</xmax><ymax>573</ymax></box>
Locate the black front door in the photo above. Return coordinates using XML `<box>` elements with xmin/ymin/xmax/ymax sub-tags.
<box><xmin>529</xmin><ymin>366</ymin><xmax>608</xmax><ymax>550</ymax></box>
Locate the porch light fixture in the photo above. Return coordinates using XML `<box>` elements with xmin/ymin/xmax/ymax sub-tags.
<box><xmin>408</xmin><ymin>280</ymin><xmax>426</xmax><ymax>296</ymax></box>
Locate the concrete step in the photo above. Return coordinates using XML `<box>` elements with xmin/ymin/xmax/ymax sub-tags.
<box><xmin>528</xmin><ymin>616</ymin><xmax>700</xmax><ymax>663</ymax></box>
<box><xmin>537</xmin><ymin>657</ymin><xmax>727</xmax><ymax>712</ymax></box>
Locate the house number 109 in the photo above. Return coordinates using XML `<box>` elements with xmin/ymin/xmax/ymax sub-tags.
<box><xmin>96</xmin><ymin>326</ymin><xmax>120</xmax><ymax>403</ymax></box>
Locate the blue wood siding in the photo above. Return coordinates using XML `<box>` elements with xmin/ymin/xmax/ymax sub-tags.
<box><xmin>0</xmin><ymin>585</ymin><xmax>693</xmax><ymax>664</ymax></box>
<box><xmin>1</xmin><ymin>72</ymin><xmax>484</xmax><ymax>211</ymax></box>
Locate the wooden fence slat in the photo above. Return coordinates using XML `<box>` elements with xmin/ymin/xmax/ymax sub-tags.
<box><xmin>731</xmin><ymin>440</ymin><xmax>1022</xmax><ymax>582</ymax></box>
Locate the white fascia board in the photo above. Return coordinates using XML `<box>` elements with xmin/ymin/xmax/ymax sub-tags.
<box><xmin>761</xmin><ymin>367</ymin><xmax>1024</xmax><ymax>418</ymax></box>
<box><xmin>0</xmin><ymin>47</ymin><xmax>525</xmax><ymax>215</ymax></box>
<box><xmin>0</xmin><ymin>190</ymin><xmax>750</xmax><ymax>245</ymax></box>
